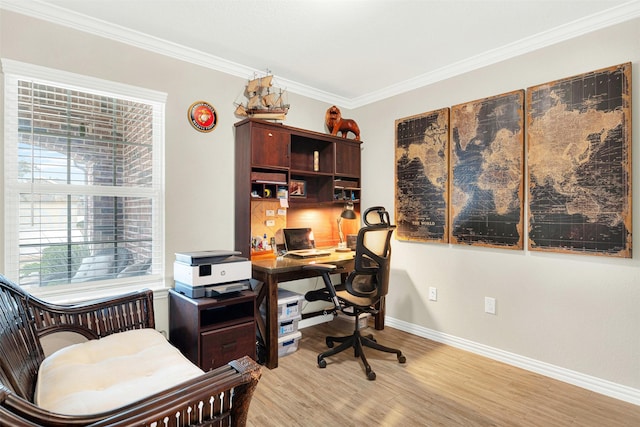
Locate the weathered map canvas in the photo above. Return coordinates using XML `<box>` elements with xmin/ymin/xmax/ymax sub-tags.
<box><xmin>527</xmin><ymin>63</ymin><xmax>632</xmax><ymax>257</ymax></box>
<box><xmin>395</xmin><ymin>108</ymin><xmax>449</xmax><ymax>242</ymax></box>
<box><xmin>450</xmin><ymin>90</ymin><xmax>525</xmax><ymax>249</ymax></box>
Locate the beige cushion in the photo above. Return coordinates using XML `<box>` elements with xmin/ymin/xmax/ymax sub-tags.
<box><xmin>35</xmin><ymin>328</ymin><xmax>204</xmax><ymax>415</ymax></box>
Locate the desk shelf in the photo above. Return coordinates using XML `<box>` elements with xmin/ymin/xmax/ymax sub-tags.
<box><xmin>235</xmin><ymin>119</ymin><xmax>362</xmax><ymax>259</ymax></box>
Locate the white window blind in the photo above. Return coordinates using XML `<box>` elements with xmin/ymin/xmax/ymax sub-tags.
<box><xmin>3</xmin><ymin>59</ymin><xmax>166</xmax><ymax>294</ymax></box>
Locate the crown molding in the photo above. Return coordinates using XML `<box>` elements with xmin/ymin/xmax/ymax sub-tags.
<box><xmin>352</xmin><ymin>0</ymin><xmax>640</xmax><ymax>108</ymax></box>
<box><xmin>0</xmin><ymin>0</ymin><xmax>348</xmax><ymax>105</ymax></box>
<box><xmin>2</xmin><ymin>0</ymin><xmax>640</xmax><ymax>109</ymax></box>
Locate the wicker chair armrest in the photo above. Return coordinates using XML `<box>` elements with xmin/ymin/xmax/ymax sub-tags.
<box><xmin>1</xmin><ymin>356</ymin><xmax>261</xmax><ymax>427</ymax></box>
<box><xmin>25</xmin><ymin>289</ymin><xmax>155</xmax><ymax>340</ymax></box>
<box><xmin>0</xmin><ymin>405</ymin><xmax>40</xmax><ymax>427</ymax></box>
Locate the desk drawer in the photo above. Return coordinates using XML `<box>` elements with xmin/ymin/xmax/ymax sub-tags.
<box><xmin>201</xmin><ymin>322</ymin><xmax>256</xmax><ymax>371</ymax></box>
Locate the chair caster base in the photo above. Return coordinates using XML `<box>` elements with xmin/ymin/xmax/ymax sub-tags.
<box><xmin>315</xmin><ymin>318</ymin><xmax>405</xmax><ymax>380</ymax></box>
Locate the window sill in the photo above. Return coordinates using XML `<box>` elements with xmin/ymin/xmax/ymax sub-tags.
<box><xmin>25</xmin><ymin>276</ymin><xmax>170</xmax><ymax>304</ymax></box>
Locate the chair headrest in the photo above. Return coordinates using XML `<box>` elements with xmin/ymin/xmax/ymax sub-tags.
<box><xmin>363</xmin><ymin>206</ymin><xmax>391</xmax><ymax>227</ymax></box>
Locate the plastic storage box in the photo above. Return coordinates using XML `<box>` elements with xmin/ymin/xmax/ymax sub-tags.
<box><xmin>261</xmin><ymin>313</ymin><xmax>301</xmax><ymax>337</ymax></box>
<box><xmin>261</xmin><ymin>288</ymin><xmax>305</xmax><ymax>320</ymax></box>
<box><xmin>278</xmin><ymin>331</ymin><xmax>302</xmax><ymax>357</ymax></box>
<box><xmin>276</xmin><ymin>314</ymin><xmax>301</xmax><ymax>337</ymax></box>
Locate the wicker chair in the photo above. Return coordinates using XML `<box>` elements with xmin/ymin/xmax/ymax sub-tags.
<box><xmin>0</xmin><ymin>274</ymin><xmax>261</xmax><ymax>427</ymax></box>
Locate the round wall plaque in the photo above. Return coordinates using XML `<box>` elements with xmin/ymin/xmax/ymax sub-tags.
<box><xmin>188</xmin><ymin>101</ymin><xmax>218</xmax><ymax>132</ymax></box>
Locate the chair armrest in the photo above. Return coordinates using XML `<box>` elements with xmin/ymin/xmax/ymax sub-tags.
<box><xmin>302</xmin><ymin>263</ymin><xmax>337</xmax><ymax>273</ymax></box>
<box><xmin>303</xmin><ymin>264</ymin><xmax>341</xmax><ymax>309</ymax></box>
<box><xmin>25</xmin><ymin>289</ymin><xmax>155</xmax><ymax>340</ymax></box>
<box><xmin>1</xmin><ymin>356</ymin><xmax>261</xmax><ymax>427</ymax></box>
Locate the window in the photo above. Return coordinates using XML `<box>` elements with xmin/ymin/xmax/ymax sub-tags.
<box><xmin>3</xmin><ymin>59</ymin><xmax>166</xmax><ymax>295</ymax></box>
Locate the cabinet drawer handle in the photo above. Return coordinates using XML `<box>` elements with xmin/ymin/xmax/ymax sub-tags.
<box><xmin>222</xmin><ymin>342</ymin><xmax>237</xmax><ymax>352</ymax></box>
<box><xmin>268</xmin><ymin>132</ymin><xmax>273</xmax><ymax>137</ymax></box>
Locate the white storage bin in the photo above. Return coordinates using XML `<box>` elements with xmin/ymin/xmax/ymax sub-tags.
<box><xmin>261</xmin><ymin>313</ymin><xmax>302</xmax><ymax>337</ymax></box>
<box><xmin>277</xmin><ymin>314</ymin><xmax>301</xmax><ymax>337</ymax></box>
<box><xmin>278</xmin><ymin>331</ymin><xmax>302</xmax><ymax>357</ymax></box>
<box><xmin>261</xmin><ymin>288</ymin><xmax>305</xmax><ymax>320</ymax></box>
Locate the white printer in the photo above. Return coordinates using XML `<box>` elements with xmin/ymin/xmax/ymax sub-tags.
<box><xmin>173</xmin><ymin>250</ymin><xmax>251</xmax><ymax>298</ymax></box>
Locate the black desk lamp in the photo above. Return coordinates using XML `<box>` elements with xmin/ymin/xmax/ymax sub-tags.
<box><xmin>337</xmin><ymin>202</ymin><xmax>357</xmax><ymax>251</ymax></box>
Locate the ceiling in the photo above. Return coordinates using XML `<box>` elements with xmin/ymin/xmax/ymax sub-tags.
<box><xmin>3</xmin><ymin>0</ymin><xmax>640</xmax><ymax>107</ymax></box>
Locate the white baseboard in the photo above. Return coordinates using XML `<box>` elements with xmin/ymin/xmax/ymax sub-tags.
<box><xmin>385</xmin><ymin>317</ymin><xmax>640</xmax><ymax>406</ymax></box>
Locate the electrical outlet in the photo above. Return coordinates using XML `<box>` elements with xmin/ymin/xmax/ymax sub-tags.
<box><xmin>429</xmin><ymin>287</ymin><xmax>437</xmax><ymax>301</ymax></box>
<box><xmin>484</xmin><ymin>297</ymin><xmax>496</xmax><ymax>314</ymax></box>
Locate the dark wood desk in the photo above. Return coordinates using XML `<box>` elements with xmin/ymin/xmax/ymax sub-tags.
<box><xmin>252</xmin><ymin>250</ymin><xmax>385</xmax><ymax>369</ymax></box>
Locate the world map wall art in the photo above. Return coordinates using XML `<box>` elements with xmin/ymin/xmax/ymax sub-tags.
<box><xmin>395</xmin><ymin>108</ymin><xmax>450</xmax><ymax>243</ymax></box>
<box><xmin>394</xmin><ymin>62</ymin><xmax>631</xmax><ymax>258</ymax></box>
<box><xmin>450</xmin><ymin>91</ymin><xmax>525</xmax><ymax>249</ymax></box>
<box><xmin>527</xmin><ymin>62</ymin><xmax>632</xmax><ymax>257</ymax></box>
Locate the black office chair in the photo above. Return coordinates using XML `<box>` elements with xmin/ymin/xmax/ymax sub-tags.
<box><xmin>304</xmin><ymin>206</ymin><xmax>406</xmax><ymax>380</ymax></box>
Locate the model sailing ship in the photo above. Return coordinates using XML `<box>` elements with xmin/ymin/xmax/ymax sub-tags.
<box><xmin>235</xmin><ymin>71</ymin><xmax>290</xmax><ymax>121</ymax></box>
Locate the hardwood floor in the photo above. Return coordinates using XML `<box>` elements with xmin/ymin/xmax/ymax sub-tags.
<box><xmin>246</xmin><ymin>319</ymin><xmax>640</xmax><ymax>426</ymax></box>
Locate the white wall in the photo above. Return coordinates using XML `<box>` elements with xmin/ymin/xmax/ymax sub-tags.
<box><xmin>1</xmin><ymin>9</ymin><xmax>638</xmax><ymax>401</ymax></box>
<box><xmin>0</xmin><ymin>10</ymin><xmax>336</xmax><ymax>336</ymax></box>
<box><xmin>356</xmin><ymin>17</ymin><xmax>640</xmax><ymax>395</ymax></box>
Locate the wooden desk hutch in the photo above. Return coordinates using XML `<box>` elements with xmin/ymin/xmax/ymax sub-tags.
<box><xmin>234</xmin><ymin>118</ymin><xmax>362</xmax><ymax>259</ymax></box>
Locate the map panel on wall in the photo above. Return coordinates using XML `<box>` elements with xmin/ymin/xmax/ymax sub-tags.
<box><xmin>450</xmin><ymin>90</ymin><xmax>525</xmax><ymax>249</ymax></box>
<box><xmin>527</xmin><ymin>63</ymin><xmax>632</xmax><ymax>257</ymax></box>
<box><xmin>395</xmin><ymin>108</ymin><xmax>449</xmax><ymax>243</ymax></box>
